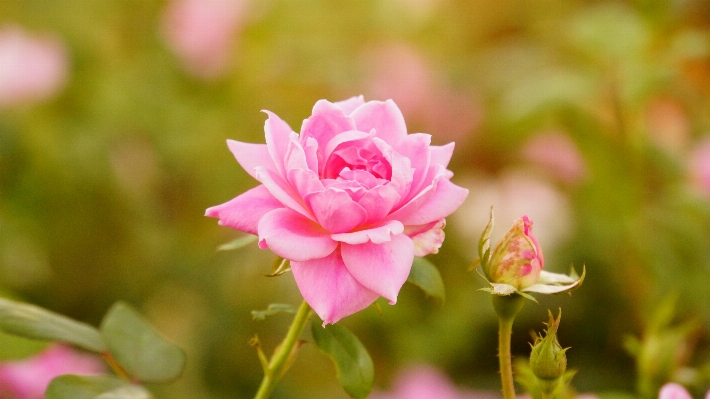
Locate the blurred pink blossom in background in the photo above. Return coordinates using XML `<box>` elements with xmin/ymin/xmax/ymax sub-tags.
<box><xmin>0</xmin><ymin>344</ymin><xmax>104</xmax><ymax>399</ymax></box>
<box><xmin>645</xmin><ymin>97</ymin><xmax>690</xmax><ymax>154</ymax></box>
<box><xmin>364</xmin><ymin>43</ymin><xmax>481</xmax><ymax>144</ymax></box>
<box><xmin>453</xmin><ymin>170</ymin><xmax>573</xmax><ymax>260</ymax></box>
<box><xmin>0</xmin><ymin>24</ymin><xmax>68</xmax><ymax>108</ymax></box>
<box><xmin>369</xmin><ymin>364</ymin><xmax>485</xmax><ymax>399</ymax></box>
<box><xmin>161</xmin><ymin>0</ymin><xmax>248</xmax><ymax>79</ymax></box>
<box><xmin>688</xmin><ymin>136</ymin><xmax>710</xmax><ymax>197</ymax></box>
<box><xmin>521</xmin><ymin>130</ymin><xmax>586</xmax><ymax>185</ymax></box>
<box><xmin>658</xmin><ymin>382</ymin><xmax>710</xmax><ymax>399</ymax></box>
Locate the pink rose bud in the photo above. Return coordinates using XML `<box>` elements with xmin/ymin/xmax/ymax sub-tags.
<box><xmin>206</xmin><ymin>97</ymin><xmax>469</xmax><ymax>324</ymax></box>
<box><xmin>0</xmin><ymin>344</ymin><xmax>104</xmax><ymax>399</ymax></box>
<box><xmin>484</xmin><ymin>216</ymin><xmax>543</xmax><ymax>290</ymax></box>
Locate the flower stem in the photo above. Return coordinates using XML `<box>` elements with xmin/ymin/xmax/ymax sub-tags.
<box><xmin>254</xmin><ymin>300</ymin><xmax>313</xmax><ymax>399</ymax></box>
<box><xmin>492</xmin><ymin>295</ymin><xmax>525</xmax><ymax>399</ymax></box>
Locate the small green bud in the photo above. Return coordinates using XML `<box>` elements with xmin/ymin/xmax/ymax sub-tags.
<box><xmin>530</xmin><ymin>309</ymin><xmax>568</xmax><ymax>392</ymax></box>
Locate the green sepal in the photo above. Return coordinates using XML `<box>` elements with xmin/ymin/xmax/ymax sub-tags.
<box><xmin>264</xmin><ymin>257</ymin><xmax>291</xmax><ymax>277</ymax></box>
<box><xmin>248</xmin><ymin>335</ymin><xmax>270</xmax><ymax>375</ymax></box>
<box><xmin>251</xmin><ymin>304</ymin><xmax>297</xmax><ymax>321</ymax></box>
<box><xmin>45</xmin><ymin>375</ymin><xmax>153</xmax><ymax>399</ymax></box>
<box><xmin>311</xmin><ymin>319</ymin><xmax>374</xmax><ymax>399</ymax></box>
<box><xmin>217</xmin><ymin>235</ymin><xmax>257</xmax><ymax>251</ymax></box>
<box><xmin>99</xmin><ymin>302</ymin><xmax>186</xmax><ymax>383</ymax></box>
<box><xmin>0</xmin><ymin>297</ymin><xmax>107</xmax><ymax>353</ymax></box>
<box><xmin>406</xmin><ymin>257</ymin><xmax>446</xmax><ymax>303</ymax></box>
<box><xmin>477</xmin><ymin>207</ymin><xmax>494</xmax><ymax>270</ymax></box>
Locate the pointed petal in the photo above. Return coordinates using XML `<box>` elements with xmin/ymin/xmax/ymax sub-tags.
<box><xmin>334</xmin><ymin>95</ymin><xmax>366</xmax><ymax>115</ymax></box>
<box><xmin>255</xmin><ymin>167</ymin><xmax>315</xmax><ymax>221</ymax></box>
<box><xmin>430</xmin><ymin>142</ymin><xmax>455</xmax><ymax>169</ymax></box>
<box><xmin>341</xmin><ymin>234</ymin><xmax>414</xmax><ymax>304</ymax></box>
<box><xmin>394</xmin><ymin>178</ymin><xmax>469</xmax><ymax>225</ymax></box>
<box><xmin>257</xmin><ymin>208</ymin><xmax>337</xmax><ymax>261</ymax></box>
<box><xmin>304</xmin><ymin>188</ymin><xmax>368</xmax><ymax>233</ymax></box>
<box><xmin>351</xmin><ymin>100</ymin><xmax>408</xmax><ymax>144</ymax></box>
<box><xmin>331</xmin><ymin>220</ymin><xmax>404</xmax><ymax>245</ymax></box>
<box><xmin>262</xmin><ymin>110</ymin><xmax>294</xmax><ymax>176</ymax></box>
<box><xmin>291</xmin><ymin>250</ymin><xmax>379</xmax><ymax>324</ymax></box>
<box><xmin>205</xmin><ymin>185</ymin><xmax>283</xmax><ymax>235</ymax></box>
<box><xmin>226</xmin><ymin>140</ymin><xmax>274</xmax><ymax>180</ymax></box>
<box><xmin>405</xmin><ymin>219</ymin><xmax>446</xmax><ymax>257</ymax></box>
<box><xmin>300</xmin><ymin>100</ymin><xmax>357</xmax><ymax>167</ymax></box>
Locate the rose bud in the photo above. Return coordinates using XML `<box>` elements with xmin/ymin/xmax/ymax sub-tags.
<box><xmin>483</xmin><ymin>216</ymin><xmax>543</xmax><ymax>290</ymax></box>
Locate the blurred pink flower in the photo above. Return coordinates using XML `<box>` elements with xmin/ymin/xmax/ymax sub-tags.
<box><xmin>688</xmin><ymin>136</ymin><xmax>710</xmax><ymax>197</ymax></box>
<box><xmin>364</xmin><ymin>44</ymin><xmax>481</xmax><ymax>145</ymax></box>
<box><xmin>206</xmin><ymin>97</ymin><xmax>468</xmax><ymax>324</ymax></box>
<box><xmin>485</xmin><ymin>215</ymin><xmax>544</xmax><ymax>289</ymax></box>
<box><xmin>0</xmin><ymin>25</ymin><xmax>69</xmax><ymax>108</ymax></box>
<box><xmin>453</xmin><ymin>170</ymin><xmax>573</xmax><ymax>260</ymax></box>
<box><xmin>369</xmin><ymin>365</ymin><xmax>482</xmax><ymax>399</ymax></box>
<box><xmin>0</xmin><ymin>344</ymin><xmax>104</xmax><ymax>399</ymax></box>
<box><xmin>521</xmin><ymin>131</ymin><xmax>586</xmax><ymax>185</ymax></box>
<box><xmin>658</xmin><ymin>383</ymin><xmax>710</xmax><ymax>399</ymax></box>
<box><xmin>645</xmin><ymin>98</ymin><xmax>690</xmax><ymax>154</ymax></box>
<box><xmin>161</xmin><ymin>0</ymin><xmax>247</xmax><ymax>79</ymax></box>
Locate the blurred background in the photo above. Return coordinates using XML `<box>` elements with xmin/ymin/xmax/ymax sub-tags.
<box><xmin>1</xmin><ymin>0</ymin><xmax>710</xmax><ymax>398</ymax></box>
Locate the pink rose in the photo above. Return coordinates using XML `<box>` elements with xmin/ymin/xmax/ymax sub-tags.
<box><xmin>484</xmin><ymin>216</ymin><xmax>544</xmax><ymax>290</ymax></box>
<box><xmin>369</xmin><ymin>365</ymin><xmax>481</xmax><ymax>399</ymax></box>
<box><xmin>521</xmin><ymin>131</ymin><xmax>586</xmax><ymax>185</ymax></box>
<box><xmin>0</xmin><ymin>25</ymin><xmax>68</xmax><ymax>108</ymax></box>
<box><xmin>0</xmin><ymin>344</ymin><xmax>104</xmax><ymax>399</ymax></box>
<box><xmin>206</xmin><ymin>97</ymin><xmax>468</xmax><ymax>324</ymax></box>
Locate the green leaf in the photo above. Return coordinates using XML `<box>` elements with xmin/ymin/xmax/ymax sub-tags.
<box><xmin>311</xmin><ymin>320</ymin><xmax>374</xmax><ymax>399</ymax></box>
<box><xmin>406</xmin><ymin>257</ymin><xmax>445</xmax><ymax>303</ymax></box>
<box><xmin>217</xmin><ymin>235</ymin><xmax>257</xmax><ymax>251</ymax></box>
<box><xmin>99</xmin><ymin>302</ymin><xmax>186</xmax><ymax>383</ymax></box>
<box><xmin>46</xmin><ymin>375</ymin><xmax>153</xmax><ymax>399</ymax></box>
<box><xmin>0</xmin><ymin>298</ymin><xmax>106</xmax><ymax>353</ymax></box>
<box><xmin>251</xmin><ymin>303</ymin><xmax>297</xmax><ymax>320</ymax></box>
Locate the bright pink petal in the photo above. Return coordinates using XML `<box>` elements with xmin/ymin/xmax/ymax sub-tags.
<box><xmin>430</xmin><ymin>142</ymin><xmax>455</xmax><ymax>169</ymax></box>
<box><xmin>291</xmin><ymin>249</ymin><xmax>379</xmax><ymax>325</ymax></box>
<box><xmin>372</xmin><ymin>138</ymin><xmax>414</xmax><ymax>201</ymax></box>
<box><xmin>226</xmin><ymin>140</ymin><xmax>274</xmax><ymax>180</ymax></box>
<box><xmin>300</xmin><ymin>100</ymin><xmax>357</xmax><ymax>165</ymax></box>
<box><xmin>331</xmin><ymin>220</ymin><xmax>404</xmax><ymax>245</ymax></box>
<box><xmin>341</xmin><ymin>234</ymin><xmax>414</xmax><ymax>303</ymax></box>
<box><xmin>357</xmin><ymin>184</ymin><xmax>401</xmax><ymax>222</ymax></box>
<box><xmin>335</xmin><ymin>95</ymin><xmax>366</xmax><ymax>115</ymax></box>
<box><xmin>351</xmin><ymin>99</ymin><xmax>407</xmax><ymax>144</ymax></box>
<box><xmin>397</xmin><ymin>178</ymin><xmax>469</xmax><ymax>225</ymax></box>
<box><xmin>304</xmin><ymin>188</ymin><xmax>368</xmax><ymax>233</ymax></box>
<box><xmin>323</xmin><ymin>130</ymin><xmax>373</xmax><ymax>163</ymax></box>
<box><xmin>284</xmin><ymin>132</ymin><xmax>309</xmax><ymax>171</ymax></box>
<box><xmin>287</xmin><ymin>168</ymin><xmax>324</xmax><ymax>198</ymax></box>
<box><xmin>255</xmin><ymin>166</ymin><xmax>315</xmax><ymax>221</ymax></box>
<box><xmin>205</xmin><ymin>185</ymin><xmax>283</xmax><ymax>235</ymax></box>
<box><xmin>263</xmin><ymin>110</ymin><xmax>294</xmax><ymax>176</ymax></box>
<box><xmin>303</xmin><ymin>136</ymin><xmax>319</xmax><ymax>172</ymax></box>
<box><xmin>257</xmin><ymin>208</ymin><xmax>337</xmax><ymax>261</ymax></box>
<box><xmin>394</xmin><ymin>133</ymin><xmax>431</xmax><ymax>197</ymax></box>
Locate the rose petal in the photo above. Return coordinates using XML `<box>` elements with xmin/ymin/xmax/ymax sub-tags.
<box><xmin>331</xmin><ymin>220</ymin><xmax>404</xmax><ymax>245</ymax></box>
<box><xmin>430</xmin><ymin>142</ymin><xmax>455</xmax><ymax>169</ymax></box>
<box><xmin>372</xmin><ymin>137</ymin><xmax>414</xmax><ymax>201</ymax></box>
<box><xmin>284</xmin><ymin>132</ymin><xmax>310</xmax><ymax>171</ymax></box>
<box><xmin>659</xmin><ymin>384</ymin><xmax>693</xmax><ymax>399</ymax></box>
<box><xmin>255</xmin><ymin>167</ymin><xmax>315</xmax><ymax>221</ymax></box>
<box><xmin>341</xmin><ymin>234</ymin><xmax>414</xmax><ymax>304</ymax></box>
<box><xmin>304</xmin><ymin>188</ymin><xmax>368</xmax><ymax>233</ymax></box>
<box><xmin>263</xmin><ymin>110</ymin><xmax>294</xmax><ymax>176</ymax></box>
<box><xmin>205</xmin><ymin>185</ymin><xmax>284</xmax><ymax>235</ymax></box>
<box><xmin>300</xmin><ymin>100</ymin><xmax>357</xmax><ymax>167</ymax></box>
<box><xmin>394</xmin><ymin>133</ymin><xmax>431</xmax><ymax>197</ymax></box>
<box><xmin>226</xmin><ymin>140</ymin><xmax>274</xmax><ymax>180</ymax></box>
<box><xmin>351</xmin><ymin>99</ymin><xmax>408</xmax><ymax>144</ymax></box>
<box><xmin>291</xmin><ymin>249</ymin><xmax>379</xmax><ymax>325</ymax></box>
<box><xmin>334</xmin><ymin>95</ymin><xmax>366</xmax><ymax>115</ymax></box>
<box><xmin>257</xmin><ymin>208</ymin><xmax>337</xmax><ymax>261</ymax></box>
<box><xmin>405</xmin><ymin>218</ymin><xmax>446</xmax><ymax>257</ymax></box>
<box><xmin>357</xmin><ymin>184</ymin><xmax>401</xmax><ymax>222</ymax></box>
<box><xmin>391</xmin><ymin>176</ymin><xmax>469</xmax><ymax>226</ymax></box>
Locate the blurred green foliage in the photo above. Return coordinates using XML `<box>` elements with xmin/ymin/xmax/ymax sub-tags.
<box><xmin>1</xmin><ymin>0</ymin><xmax>710</xmax><ymax>398</ymax></box>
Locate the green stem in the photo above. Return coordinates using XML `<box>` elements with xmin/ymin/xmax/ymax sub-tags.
<box><xmin>254</xmin><ymin>300</ymin><xmax>313</xmax><ymax>399</ymax></box>
<box><xmin>493</xmin><ymin>295</ymin><xmax>525</xmax><ymax>399</ymax></box>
